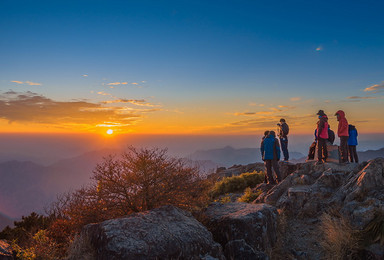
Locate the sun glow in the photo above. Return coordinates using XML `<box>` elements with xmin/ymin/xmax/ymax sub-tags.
<box><xmin>107</xmin><ymin>129</ymin><xmax>113</xmax><ymax>135</ymax></box>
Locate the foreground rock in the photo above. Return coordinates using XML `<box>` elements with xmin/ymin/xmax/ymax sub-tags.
<box><xmin>202</xmin><ymin>202</ymin><xmax>277</xmax><ymax>259</ymax></box>
<box><xmin>254</xmin><ymin>158</ymin><xmax>384</xmax><ymax>259</ymax></box>
<box><xmin>68</xmin><ymin>205</ymin><xmax>224</xmax><ymax>260</ymax></box>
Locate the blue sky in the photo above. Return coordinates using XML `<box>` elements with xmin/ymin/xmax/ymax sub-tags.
<box><xmin>0</xmin><ymin>0</ymin><xmax>383</xmax><ymax>134</ymax></box>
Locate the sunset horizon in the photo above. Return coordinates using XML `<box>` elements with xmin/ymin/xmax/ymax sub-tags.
<box><xmin>1</xmin><ymin>1</ymin><xmax>384</xmax><ymax>137</ymax></box>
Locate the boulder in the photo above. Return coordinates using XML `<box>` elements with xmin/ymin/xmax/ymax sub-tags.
<box><xmin>202</xmin><ymin>202</ymin><xmax>277</xmax><ymax>257</ymax></box>
<box><xmin>0</xmin><ymin>240</ymin><xmax>13</xmax><ymax>260</ymax></box>
<box><xmin>224</xmin><ymin>239</ymin><xmax>269</xmax><ymax>260</ymax></box>
<box><xmin>68</xmin><ymin>205</ymin><xmax>225</xmax><ymax>260</ymax></box>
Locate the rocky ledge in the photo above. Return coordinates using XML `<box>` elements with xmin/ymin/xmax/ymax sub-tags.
<box><xmin>67</xmin><ymin>158</ymin><xmax>384</xmax><ymax>259</ymax></box>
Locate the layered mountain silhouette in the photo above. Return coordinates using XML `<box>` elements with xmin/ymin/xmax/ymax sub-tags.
<box><xmin>0</xmin><ymin>149</ymin><xmax>118</xmax><ymax>219</ymax></box>
<box><xmin>0</xmin><ymin>212</ymin><xmax>13</xmax><ymax>230</ymax></box>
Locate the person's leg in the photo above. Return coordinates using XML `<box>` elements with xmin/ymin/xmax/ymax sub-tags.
<box><xmin>323</xmin><ymin>139</ymin><xmax>328</xmax><ymax>161</ymax></box>
<box><xmin>352</xmin><ymin>145</ymin><xmax>359</xmax><ymax>163</ymax></box>
<box><xmin>264</xmin><ymin>160</ymin><xmax>275</xmax><ymax>184</ymax></box>
<box><xmin>340</xmin><ymin>136</ymin><xmax>349</xmax><ymax>162</ymax></box>
<box><xmin>272</xmin><ymin>160</ymin><xmax>282</xmax><ymax>182</ymax></box>
<box><xmin>317</xmin><ymin>140</ymin><xmax>323</xmax><ymax>162</ymax></box>
<box><xmin>280</xmin><ymin>138</ymin><xmax>289</xmax><ymax>161</ymax></box>
<box><xmin>348</xmin><ymin>145</ymin><xmax>354</xmax><ymax>162</ymax></box>
<box><xmin>317</xmin><ymin>138</ymin><xmax>326</xmax><ymax>162</ymax></box>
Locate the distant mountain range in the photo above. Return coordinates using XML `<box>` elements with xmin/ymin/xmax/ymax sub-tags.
<box><xmin>0</xmin><ymin>212</ymin><xmax>13</xmax><ymax>231</ymax></box>
<box><xmin>0</xmin><ymin>149</ymin><xmax>118</xmax><ymax>220</ymax></box>
<box><xmin>188</xmin><ymin>146</ymin><xmax>305</xmax><ymax>167</ymax></box>
<box><xmin>188</xmin><ymin>146</ymin><xmax>384</xmax><ymax>167</ymax></box>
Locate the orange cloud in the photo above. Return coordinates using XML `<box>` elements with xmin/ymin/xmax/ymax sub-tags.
<box><xmin>11</xmin><ymin>81</ymin><xmax>41</xmax><ymax>86</ymax></box>
<box><xmin>0</xmin><ymin>91</ymin><xmax>160</xmax><ymax>133</ymax></box>
<box><xmin>364</xmin><ymin>83</ymin><xmax>384</xmax><ymax>92</ymax></box>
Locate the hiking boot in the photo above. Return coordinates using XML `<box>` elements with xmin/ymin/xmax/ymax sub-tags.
<box><xmin>315</xmin><ymin>160</ymin><xmax>323</xmax><ymax>165</ymax></box>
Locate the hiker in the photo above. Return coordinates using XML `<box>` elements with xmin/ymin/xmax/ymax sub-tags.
<box><xmin>306</xmin><ymin>129</ymin><xmax>317</xmax><ymax>160</ymax></box>
<box><xmin>316</xmin><ymin>110</ymin><xmax>329</xmax><ymax>164</ymax></box>
<box><xmin>328</xmin><ymin>125</ymin><xmax>335</xmax><ymax>145</ymax></box>
<box><xmin>348</xmin><ymin>124</ymin><xmax>359</xmax><ymax>163</ymax></box>
<box><xmin>335</xmin><ymin>110</ymin><xmax>349</xmax><ymax>163</ymax></box>
<box><xmin>261</xmin><ymin>130</ymin><xmax>282</xmax><ymax>184</ymax></box>
<box><xmin>277</xmin><ymin>118</ymin><xmax>289</xmax><ymax>161</ymax></box>
<box><xmin>260</xmin><ymin>130</ymin><xmax>270</xmax><ymax>183</ymax></box>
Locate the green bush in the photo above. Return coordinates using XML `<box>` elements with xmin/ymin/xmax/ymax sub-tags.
<box><xmin>238</xmin><ymin>187</ymin><xmax>262</xmax><ymax>203</ymax></box>
<box><xmin>210</xmin><ymin>171</ymin><xmax>264</xmax><ymax>198</ymax></box>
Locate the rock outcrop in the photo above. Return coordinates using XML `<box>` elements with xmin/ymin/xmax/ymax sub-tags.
<box><xmin>201</xmin><ymin>202</ymin><xmax>277</xmax><ymax>259</ymax></box>
<box><xmin>254</xmin><ymin>158</ymin><xmax>384</xmax><ymax>258</ymax></box>
<box><xmin>68</xmin><ymin>205</ymin><xmax>225</xmax><ymax>260</ymax></box>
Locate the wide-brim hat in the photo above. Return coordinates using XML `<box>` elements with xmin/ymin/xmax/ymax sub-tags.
<box><xmin>316</xmin><ymin>110</ymin><xmax>325</xmax><ymax>116</ymax></box>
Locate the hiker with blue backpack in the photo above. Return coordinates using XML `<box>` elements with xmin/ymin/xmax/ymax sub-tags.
<box><xmin>348</xmin><ymin>124</ymin><xmax>359</xmax><ymax>163</ymax></box>
<box><xmin>261</xmin><ymin>130</ymin><xmax>282</xmax><ymax>185</ymax></box>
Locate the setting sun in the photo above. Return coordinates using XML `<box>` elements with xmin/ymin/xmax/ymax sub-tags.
<box><xmin>107</xmin><ymin>129</ymin><xmax>113</xmax><ymax>135</ymax></box>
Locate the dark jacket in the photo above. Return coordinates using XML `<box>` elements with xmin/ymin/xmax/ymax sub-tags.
<box><xmin>278</xmin><ymin>123</ymin><xmax>289</xmax><ymax>138</ymax></box>
<box><xmin>261</xmin><ymin>135</ymin><xmax>281</xmax><ymax>160</ymax></box>
<box><xmin>328</xmin><ymin>128</ymin><xmax>335</xmax><ymax>144</ymax></box>
<box><xmin>348</xmin><ymin>125</ymin><xmax>358</xmax><ymax>146</ymax></box>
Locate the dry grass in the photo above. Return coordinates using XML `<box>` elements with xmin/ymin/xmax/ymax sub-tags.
<box><xmin>320</xmin><ymin>213</ymin><xmax>361</xmax><ymax>259</ymax></box>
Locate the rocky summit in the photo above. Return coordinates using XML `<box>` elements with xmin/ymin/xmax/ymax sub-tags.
<box><xmin>68</xmin><ymin>158</ymin><xmax>384</xmax><ymax>260</ymax></box>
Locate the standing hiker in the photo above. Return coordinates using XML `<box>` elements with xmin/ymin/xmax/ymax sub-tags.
<box><xmin>261</xmin><ymin>131</ymin><xmax>282</xmax><ymax>184</ymax></box>
<box><xmin>335</xmin><ymin>110</ymin><xmax>349</xmax><ymax>163</ymax></box>
<box><xmin>277</xmin><ymin>118</ymin><xmax>289</xmax><ymax>162</ymax></box>
<box><xmin>260</xmin><ymin>130</ymin><xmax>270</xmax><ymax>183</ymax></box>
<box><xmin>316</xmin><ymin>110</ymin><xmax>329</xmax><ymax>164</ymax></box>
<box><xmin>348</xmin><ymin>124</ymin><xmax>359</xmax><ymax>163</ymax></box>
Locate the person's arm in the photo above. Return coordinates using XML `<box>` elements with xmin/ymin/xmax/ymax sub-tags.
<box><xmin>260</xmin><ymin>140</ymin><xmax>265</xmax><ymax>160</ymax></box>
<box><xmin>274</xmin><ymin>139</ymin><xmax>281</xmax><ymax>161</ymax></box>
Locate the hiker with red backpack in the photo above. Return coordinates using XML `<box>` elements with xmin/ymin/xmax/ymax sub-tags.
<box><xmin>316</xmin><ymin>110</ymin><xmax>329</xmax><ymax>164</ymax></box>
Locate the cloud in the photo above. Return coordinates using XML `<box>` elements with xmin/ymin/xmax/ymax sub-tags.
<box><xmin>364</xmin><ymin>83</ymin><xmax>384</xmax><ymax>93</ymax></box>
<box><xmin>11</xmin><ymin>81</ymin><xmax>41</xmax><ymax>86</ymax></box>
<box><xmin>107</xmin><ymin>82</ymin><xmax>128</xmax><ymax>86</ymax></box>
<box><xmin>278</xmin><ymin>105</ymin><xmax>296</xmax><ymax>109</ymax></box>
<box><xmin>249</xmin><ymin>102</ymin><xmax>265</xmax><ymax>107</ymax></box>
<box><xmin>101</xmin><ymin>99</ymin><xmax>158</xmax><ymax>107</ymax></box>
<box><xmin>290</xmin><ymin>97</ymin><xmax>301</xmax><ymax>102</ymax></box>
<box><xmin>204</xmin><ymin>114</ymin><xmax>314</xmax><ymax>134</ymax></box>
<box><xmin>230</xmin><ymin>112</ymin><xmax>256</xmax><ymax>116</ymax></box>
<box><xmin>0</xmin><ymin>91</ymin><xmax>160</xmax><ymax>131</ymax></box>
<box><xmin>346</xmin><ymin>96</ymin><xmax>378</xmax><ymax>100</ymax></box>
<box><xmin>97</xmin><ymin>91</ymin><xmax>112</xmax><ymax>96</ymax></box>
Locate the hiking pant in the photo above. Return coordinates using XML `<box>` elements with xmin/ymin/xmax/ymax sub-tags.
<box><xmin>339</xmin><ymin>136</ymin><xmax>349</xmax><ymax>162</ymax></box>
<box><xmin>348</xmin><ymin>145</ymin><xmax>359</xmax><ymax>163</ymax></box>
<box><xmin>264</xmin><ymin>159</ymin><xmax>281</xmax><ymax>184</ymax></box>
<box><xmin>317</xmin><ymin>138</ymin><xmax>328</xmax><ymax>162</ymax></box>
<box><xmin>280</xmin><ymin>137</ymin><xmax>289</xmax><ymax>161</ymax></box>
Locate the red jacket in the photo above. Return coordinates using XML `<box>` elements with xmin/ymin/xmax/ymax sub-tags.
<box><xmin>317</xmin><ymin>115</ymin><xmax>329</xmax><ymax>139</ymax></box>
<box><xmin>336</xmin><ymin>110</ymin><xmax>349</xmax><ymax>137</ymax></box>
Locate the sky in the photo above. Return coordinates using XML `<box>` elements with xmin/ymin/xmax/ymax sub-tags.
<box><xmin>1</xmin><ymin>0</ymin><xmax>384</xmax><ymax>136</ymax></box>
